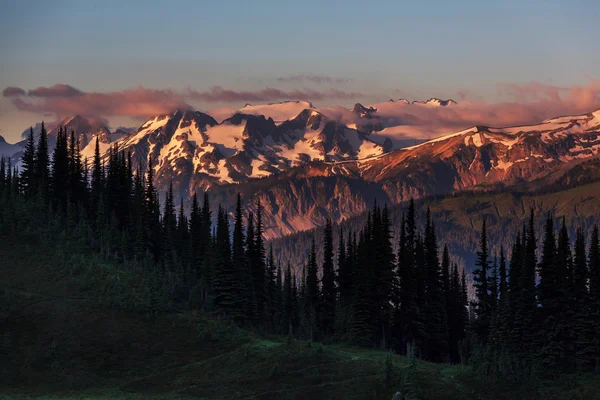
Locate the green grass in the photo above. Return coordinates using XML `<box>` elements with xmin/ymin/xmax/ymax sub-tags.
<box><xmin>1</xmin><ymin>237</ymin><xmax>599</xmax><ymax>399</ymax></box>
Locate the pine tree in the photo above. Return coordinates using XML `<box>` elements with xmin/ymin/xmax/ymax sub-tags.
<box><xmin>472</xmin><ymin>219</ymin><xmax>490</xmax><ymax>342</ymax></box>
<box><xmin>538</xmin><ymin>215</ymin><xmax>565</xmax><ymax>371</ymax></box>
<box><xmin>35</xmin><ymin>121</ymin><xmax>50</xmax><ymax>199</ymax></box>
<box><xmin>573</xmin><ymin>228</ymin><xmax>594</xmax><ymax>370</ymax></box>
<box><xmin>255</xmin><ymin>200</ymin><xmax>267</xmax><ymax>319</ymax></box>
<box><xmin>520</xmin><ymin>210</ymin><xmax>538</xmax><ymax>355</ymax></box>
<box><xmin>145</xmin><ymin>158</ymin><xmax>161</xmax><ymax>263</ymax></box>
<box><xmin>213</xmin><ymin>206</ymin><xmax>239</xmax><ymax>320</ymax></box>
<box><xmin>162</xmin><ymin>182</ymin><xmax>177</xmax><ymax>270</ymax></box>
<box><xmin>232</xmin><ymin>193</ymin><xmax>251</xmax><ymax>323</ymax></box>
<box><xmin>20</xmin><ymin>127</ymin><xmax>36</xmax><ymax>198</ymax></box>
<box><xmin>283</xmin><ymin>262</ymin><xmax>294</xmax><ymax>334</ymax></box>
<box><xmin>266</xmin><ymin>244</ymin><xmax>278</xmax><ymax>331</ymax></box>
<box><xmin>588</xmin><ymin>225</ymin><xmax>600</xmax><ymax>372</ymax></box>
<box><xmin>91</xmin><ymin>137</ymin><xmax>105</xmax><ymax>223</ymax></box>
<box><xmin>199</xmin><ymin>192</ymin><xmax>213</xmax><ymax>305</ymax></box>
<box><xmin>51</xmin><ymin>127</ymin><xmax>70</xmax><ymax>213</ymax></box>
<box><xmin>320</xmin><ymin>218</ymin><xmax>336</xmax><ymax>338</ymax></box>
<box><xmin>304</xmin><ymin>239</ymin><xmax>319</xmax><ymax>340</ymax></box>
<box><xmin>424</xmin><ymin>209</ymin><xmax>448</xmax><ymax>361</ymax></box>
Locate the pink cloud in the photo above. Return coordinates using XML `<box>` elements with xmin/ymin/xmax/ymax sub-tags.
<box><xmin>28</xmin><ymin>84</ymin><xmax>83</xmax><ymax>97</ymax></box>
<box><xmin>6</xmin><ymin>85</ymin><xmax>192</xmax><ymax>120</ymax></box>
<box><xmin>4</xmin><ymin>80</ymin><xmax>600</xmax><ymax>137</ymax></box>
<box><xmin>4</xmin><ymin>84</ymin><xmax>363</xmax><ymax>121</ymax></box>
<box><xmin>2</xmin><ymin>86</ymin><xmax>26</xmax><ymax>97</ymax></box>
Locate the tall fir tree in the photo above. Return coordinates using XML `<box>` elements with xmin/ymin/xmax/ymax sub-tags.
<box><xmin>320</xmin><ymin>218</ymin><xmax>336</xmax><ymax>338</ymax></box>
<box><xmin>472</xmin><ymin>219</ymin><xmax>490</xmax><ymax>342</ymax></box>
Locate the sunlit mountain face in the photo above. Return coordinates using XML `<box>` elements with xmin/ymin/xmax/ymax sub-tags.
<box><xmin>5</xmin><ymin>102</ymin><xmax>600</xmax><ymax>239</ymax></box>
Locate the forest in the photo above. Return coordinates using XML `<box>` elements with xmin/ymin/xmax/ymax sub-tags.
<box><xmin>1</xmin><ymin>123</ymin><xmax>599</xmax><ymax>387</ymax></box>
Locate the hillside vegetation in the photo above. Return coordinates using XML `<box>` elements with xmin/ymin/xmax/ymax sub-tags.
<box><xmin>2</xmin><ymin>238</ymin><xmax>599</xmax><ymax>400</ymax></box>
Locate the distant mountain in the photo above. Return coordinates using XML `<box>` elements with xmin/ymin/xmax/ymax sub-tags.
<box><xmin>208</xmin><ymin>108</ymin><xmax>600</xmax><ymax>237</ymax></box>
<box><xmin>110</xmin><ymin>108</ymin><xmax>385</xmax><ymax>199</ymax></box>
<box><xmin>7</xmin><ymin>102</ymin><xmax>600</xmax><ymax>239</ymax></box>
<box><xmin>0</xmin><ymin>135</ymin><xmax>20</xmax><ymax>158</ymax></box>
<box><xmin>269</xmin><ymin>170</ymin><xmax>600</xmax><ymax>277</ymax></box>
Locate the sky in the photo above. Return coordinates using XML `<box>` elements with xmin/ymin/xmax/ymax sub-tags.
<box><xmin>1</xmin><ymin>0</ymin><xmax>600</xmax><ymax>142</ymax></box>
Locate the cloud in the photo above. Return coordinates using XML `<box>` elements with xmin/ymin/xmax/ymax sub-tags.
<box><xmin>5</xmin><ymin>80</ymin><xmax>600</xmax><ymax>140</ymax></box>
<box><xmin>188</xmin><ymin>86</ymin><xmax>361</xmax><ymax>102</ymax></box>
<box><xmin>2</xmin><ymin>86</ymin><xmax>26</xmax><ymax>97</ymax></box>
<box><xmin>5</xmin><ymin>85</ymin><xmax>193</xmax><ymax>120</ymax></box>
<box><xmin>317</xmin><ymin>79</ymin><xmax>600</xmax><ymax>145</ymax></box>
<box><xmin>27</xmin><ymin>84</ymin><xmax>83</xmax><ymax>97</ymax></box>
<box><xmin>276</xmin><ymin>74</ymin><xmax>352</xmax><ymax>84</ymax></box>
<box><xmin>4</xmin><ymin>83</ymin><xmax>363</xmax><ymax>121</ymax></box>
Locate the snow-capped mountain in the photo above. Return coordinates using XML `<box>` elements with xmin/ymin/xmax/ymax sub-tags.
<box><xmin>110</xmin><ymin>108</ymin><xmax>386</xmax><ymax>198</ymax></box>
<box><xmin>412</xmin><ymin>98</ymin><xmax>457</xmax><ymax>107</ymax></box>
<box><xmin>209</xmin><ymin>108</ymin><xmax>600</xmax><ymax>237</ymax></box>
<box><xmin>6</xmin><ymin>101</ymin><xmax>600</xmax><ymax>239</ymax></box>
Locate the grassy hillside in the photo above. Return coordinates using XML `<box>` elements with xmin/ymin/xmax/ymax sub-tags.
<box><xmin>1</xmin><ymin>237</ymin><xmax>599</xmax><ymax>399</ymax></box>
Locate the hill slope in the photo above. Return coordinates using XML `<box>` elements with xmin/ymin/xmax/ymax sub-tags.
<box><xmin>2</xmin><ymin>237</ymin><xmax>599</xmax><ymax>399</ymax></box>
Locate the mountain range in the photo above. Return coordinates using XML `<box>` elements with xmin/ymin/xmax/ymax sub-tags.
<box><xmin>4</xmin><ymin>100</ymin><xmax>600</xmax><ymax>239</ymax></box>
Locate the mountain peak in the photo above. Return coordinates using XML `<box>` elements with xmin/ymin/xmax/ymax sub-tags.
<box><xmin>352</xmin><ymin>103</ymin><xmax>377</xmax><ymax>116</ymax></box>
<box><xmin>412</xmin><ymin>98</ymin><xmax>457</xmax><ymax>107</ymax></box>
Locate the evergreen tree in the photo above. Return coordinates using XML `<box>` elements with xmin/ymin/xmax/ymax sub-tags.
<box><xmin>232</xmin><ymin>193</ymin><xmax>252</xmax><ymax>323</ymax></box>
<box><xmin>266</xmin><ymin>244</ymin><xmax>278</xmax><ymax>331</ymax></box>
<box><xmin>588</xmin><ymin>225</ymin><xmax>600</xmax><ymax>372</ymax></box>
<box><xmin>520</xmin><ymin>210</ymin><xmax>538</xmax><ymax>355</ymax></box>
<box><xmin>573</xmin><ymin>228</ymin><xmax>594</xmax><ymax>370</ymax></box>
<box><xmin>20</xmin><ymin>127</ymin><xmax>36</xmax><ymax>198</ymax></box>
<box><xmin>304</xmin><ymin>238</ymin><xmax>320</xmax><ymax>340</ymax></box>
<box><xmin>35</xmin><ymin>121</ymin><xmax>50</xmax><ymax>198</ymax></box>
<box><xmin>213</xmin><ymin>206</ymin><xmax>239</xmax><ymax>320</ymax></box>
<box><xmin>282</xmin><ymin>262</ymin><xmax>294</xmax><ymax>334</ymax></box>
<box><xmin>538</xmin><ymin>215</ymin><xmax>565</xmax><ymax>371</ymax></box>
<box><xmin>472</xmin><ymin>219</ymin><xmax>490</xmax><ymax>342</ymax></box>
<box><xmin>255</xmin><ymin>200</ymin><xmax>267</xmax><ymax>319</ymax></box>
<box><xmin>424</xmin><ymin>209</ymin><xmax>447</xmax><ymax>361</ymax></box>
<box><xmin>320</xmin><ymin>218</ymin><xmax>336</xmax><ymax>338</ymax></box>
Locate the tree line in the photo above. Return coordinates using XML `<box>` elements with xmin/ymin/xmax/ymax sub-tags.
<box><xmin>1</xmin><ymin>123</ymin><xmax>598</xmax><ymax>378</ymax></box>
<box><xmin>469</xmin><ymin>211</ymin><xmax>600</xmax><ymax>379</ymax></box>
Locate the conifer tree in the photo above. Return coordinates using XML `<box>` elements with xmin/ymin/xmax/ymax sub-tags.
<box><xmin>20</xmin><ymin>127</ymin><xmax>36</xmax><ymax>198</ymax></box>
<box><xmin>199</xmin><ymin>192</ymin><xmax>213</xmax><ymax>304</ymax></box>
<box><xmin>213</xmin><ymin>206</ymin><xmax>239</xmax><ymax>321</ymax></box>
<box><xmin>282</xmin><ymin>262</ymin><xmax>294</xmax><ymax>334</ymax></box>
<box><xmin>472</xmin><ymin>219</ymin><xmax>490</xmax><ymax>342</ymax></box>
<box><xmin>588</xmin><ymin>225</ymin><xmax>600</xmax><ymax>372</ymax></box>
<box><xmin>424</xmin><ymin>209</ymin><xmax>448</xmax><ymax>360</ymax></box>
<box><xmin>520</xmin><ymin>210</ymin><xmax>538</xmax><ymax>355</ymax></box>
<box><xmin>304</xmin><ymin>238</ymin><xmax>320</xmax><ymax>340</ymax></box>
<box><xmin>232</xmin><ymin>193</ymin><xmax>252</xmax><ymax>323</ymax></box>
<box><xmin>144</xmin><ymin>158</ymin><xmax>161</xmax><ymax>263</ymax></box>
<box><xmin>320</xmin><ymin>218</ymin><xmax>336</xmax><ymax>338</ymax></box>
<box><xmin>35</xmin><ymin>121</ymin><xmax>50</xmax><ymax>199</ymax></box>
<box><xmin>254</xmin><ymin>200</ymin><xmax>267</xmax><ymax>318</ymax></box>
<box><xmin>573</xmin><ymin>228</ymin><xmax>594</xmax><ymax>370</ymax></box>
<box><xmin>266</xmin><ymin>244</ymin><xmax>278</xmax><ymax>331</ymax></box>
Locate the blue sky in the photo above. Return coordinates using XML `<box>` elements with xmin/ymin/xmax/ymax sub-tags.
<box><xmin>1</xmin><ymin>0</ymin><xmax>599</xmax><ymax>140</ymax></box>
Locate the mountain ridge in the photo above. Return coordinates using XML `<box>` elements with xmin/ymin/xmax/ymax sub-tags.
<box><xmin>4</xmin><ymin>103</ymin><xmax>600</xmax><ymax>239</ymax></box>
